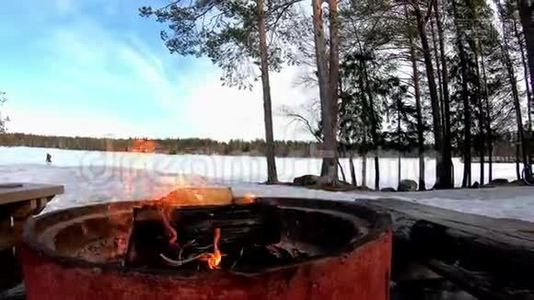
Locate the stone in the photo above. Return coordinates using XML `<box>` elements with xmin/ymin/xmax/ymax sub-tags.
<box><xmin>357</xmin><ymin>185</ymin><xmax>373</xmax><ymax>191</ymax></box>
<box><xmin>490</xmin><ymin>178</ymin><xmax>509</xmax><ymax>186</ymax></box>
<box><xmin>398</xmin><ymin>179</ymin><xmax>418</xmax><ymax>192</ymax></box>
<box><xmin>380</xmin><ymin>187</ymin><xmax>396</xmax><ymax>192</ymax></box>
<box><xmin>293</xmin><ymin>175</ymin><xmax>321</xmax><ymax>186</ymax></box>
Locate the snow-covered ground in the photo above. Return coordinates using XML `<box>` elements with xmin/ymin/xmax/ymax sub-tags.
<box><xmin>1</xmin><ymin>146</ymin><xmax>533</xmax><ymax>222</ymax></box>
<box><xmin>0</xmin><ymin>146</ymin><xmax>522</xmax><ymax>187</ymax></box>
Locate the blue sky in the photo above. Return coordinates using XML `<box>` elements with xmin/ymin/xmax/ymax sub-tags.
<box><xmin>0</xmin><ymin>0</ymin><xmax>313</xmax><ymax>141</ymax></box>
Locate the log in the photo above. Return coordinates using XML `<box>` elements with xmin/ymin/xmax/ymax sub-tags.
<box><xmin>171</xmin><ymin>204</ymin><xmax>280</xmax><ymax>247</ymax></box>
<box><xmin>363</xmin><ymin>198</ymin><xmax>534</xmax><ymax>299</ymax></box>
<box><xmin>125</xmin><ymin>204</ymin><xmax>280</xmax><ymax>269</ymax></box>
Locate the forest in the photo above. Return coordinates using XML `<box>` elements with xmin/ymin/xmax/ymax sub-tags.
<box><xmin>0</xmin><ymin>133</ymin><xmax>316</xmax><ymax>157</ymax></box>
<box><xmin>136</xmin><ymin>0</ymin><xmax>534</xmax><ymax>189</ymax></box>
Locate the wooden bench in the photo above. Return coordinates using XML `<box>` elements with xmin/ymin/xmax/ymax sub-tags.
<box><xmin>0</xmin><ymin>183</ymin><xmax>64</xmax><ymax>293</ymax></box>
<box><xmin>363</xmin><ymin>198</ymin><xmax>534</xmax><ymax>299</ymax></box>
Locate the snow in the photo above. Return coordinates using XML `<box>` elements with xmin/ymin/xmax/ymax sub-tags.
<box><xmin>0</xmin><ymin>162</ymin><xmax>365</xmax><ymax>212</ymax></box>
<box><xmin>373</xmin><ymin>187</ymin><xmax>534</xmax><ymax>222</ymax></box>
<box><xmin>0</xmin><ymin>146</ymin><xmax>522</xmax><ymax>187</ymax></box>
<box><xmin>1</xmin><ymin>146</ymin><xmax>533</xmax><ymax>222</ymax></box>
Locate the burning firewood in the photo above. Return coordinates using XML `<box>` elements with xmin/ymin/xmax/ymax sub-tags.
<box><xmin>160</xmin><ymin>253</ymin><xmax>205</xmax><ymax>267</ymax></box>
<box><xmin>124</xmin><ymin>203</ymin><xmax>325</xmax><ymax>272</ymax></box>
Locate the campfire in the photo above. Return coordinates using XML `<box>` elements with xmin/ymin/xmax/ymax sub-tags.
<box><xmin>125</xmin><ymin>199</ymin><xmax>353</xmax><ymax>273</ymax></box>
<box><xmin>21</xmin><ymin>188</ymin><xmax>392</xmax><ymax>300</ymax></box>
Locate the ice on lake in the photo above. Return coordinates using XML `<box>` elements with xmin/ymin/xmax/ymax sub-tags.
<box><xmin>1</xmin><ymin>146</ymin><xmax>533</xmax><ymax>222</ymax></box>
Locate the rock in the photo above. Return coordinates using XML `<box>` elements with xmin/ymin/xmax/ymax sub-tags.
<box><xmin>471</xmin><ymin>181</ymin><xmax>480</xmax><ymax>189</ymax></box>
<box><xmin>490</xmin><ymin>178</ymin><xmax>509</xmax><ymax>186</ymax></box>
<box><xmin>357</xmin><ymin>185</ymin><xmax>373</xmax><ymax>191</ymax></box>
<box><xmin>398</xmin><ymin>179</ymin><xmax>418</xmax><ymax>192</ymax></box>
<box><xmin>293</xmin><ymin>175</ymin><xmax>320</xmax><ymax>186</ymax></box>
<box><xmin>380</xmin><ymin>187</ymin><xmax>396</xmax><ymax>192</ymax></box>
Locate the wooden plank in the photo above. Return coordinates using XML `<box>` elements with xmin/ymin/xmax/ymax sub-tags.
<box><xmin>426</xmin><ymin>259</ymin><xmax>522</xmax><ymax>299</ymax></box>
<box><xmin>0</xmin><ymin>183</ymin><xmax>63</xmax><ymax>206</ymax></box>
<box><xmin>362</xmin><ymin>198</ymin><xmax>534</xmax><ymax>299</ymax></box>
<box><xmin>364</xmin><ymin>198</ymin><xmax>534</xmax><ymax>259</ymax></box>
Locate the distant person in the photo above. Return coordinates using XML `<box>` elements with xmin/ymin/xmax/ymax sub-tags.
<box><xmin>46</xmin><ymin>153</ymin><xmax>52</xmax><ymax>165</ymax></box>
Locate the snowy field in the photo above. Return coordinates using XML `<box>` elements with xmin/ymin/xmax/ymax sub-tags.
<box><xmin>0</xmin><ymin>146</ymin><xmax>521</xmax><ymax>187</ymax></box>
<box><xmin>1</xmin><ymin>146</ymin><xmax>533</xmax><ymax>222</ymax></box>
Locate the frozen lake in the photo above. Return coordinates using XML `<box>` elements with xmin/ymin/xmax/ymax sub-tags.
<box><xmin>0</xmin><ymin>146</ymin><xmax>520</xmax><ymax>188</ymax></box>
<box><xmin>0</xmin><ymin>146</ymin><xmax>533</xmax><ymax>222</ymax></box>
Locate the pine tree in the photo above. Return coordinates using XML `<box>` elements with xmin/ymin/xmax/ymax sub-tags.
<box><xmin>140</xmin><ymin>0</ymin><xmax>301</xmax><ymax>184</ymax></box>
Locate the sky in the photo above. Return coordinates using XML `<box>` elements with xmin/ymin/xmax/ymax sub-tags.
<box><xmin>0</xmin><ymin>0</ymin><xmax>316</xmax><ymax>141</ymax></box>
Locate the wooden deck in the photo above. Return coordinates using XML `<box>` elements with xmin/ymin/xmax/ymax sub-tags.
<box><xmin>0</xmin><ymin>183</ymin><xmax>63</xmax><ymax>295</ymax></box>
<box><xmin>0</xmin><ymin>183</ymin><xmax>64</xmax><ymax>206</ymax></box>
<box><xmin>363</xmin><ymin>198</ymin><xmax>534</xmax><ymax>299</ymax></box>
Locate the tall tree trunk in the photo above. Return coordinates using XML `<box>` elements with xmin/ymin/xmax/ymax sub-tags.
<box><xmin>434</xmin><ymin>0</ymin><xmax>454</xmax><ymax>188</ymax></box>
<box><xmin>349</xmin><ymin>151</ymin><xmax>357</xmax><ymax>186</ymax></box>
<box><xmin>518</xmin><ymin>0</ymin><xmax>534</xmax><ymax>118</ymax></box>
<box><xmin>362</xmin><ymin>151</ymin><xmax>368</xmax><ymax>187</ymax></box>
<box><xmin>516</xmin><ymin>139</ymin><xmax>521</xmax><ymax>180</ymax></box>
<box><xmin>357</xmin><ymin>62</ymin><xmax>369</xmax><ymax>189</ymax></box>
<box><xmin>473</xmin><ymin>44</ymin><xmax>485</xmax><ymax>185</ymax></box>
<box><xmin>430</xmin><ymin>17</ymin><xmax>444</xmax><ymax>131</ymax></box>
<box><xmin>452</xmin><ymin>0</ymin><xmax>472</xmax><ymax>188</ymax></box>
<box><xmin>498</xmin><ymin>2</ymin><xmax>530</xmax><ymax>177</ymax></box>
<box><xmin>481</xmin><ymin>53</ymin><xmax>494</xmax><ymax>182</ymax></box>
<box><xmin>374</xmin><ymin>155</ymin><xmax>380</xmax><ymax>190</ymax></box>
<box><xmin>258</xmin><ymin>0</ymin><xmax>278</xmax><ymax>184</ymax></box>
<box><xmin>513</xmin><ymin>18</ymin><xmax>533</xmax><ymax>167</ymax></box>
<box><xmin>362</xmin><ymin>61</ymin><xmax>380</xmax><ymax>190</ymax></box>
<box><xmin>327</xmin><ymin>0</ymin><xmax>340</xmax><ymax>182</ymax></box>
<box><xmin>408</xmin><ymin>7</ymin><xmax>427</xmax><ymax>191</ymax></box>
<box><xmin>507</xmin><ymin>53</ymin><xmax>529</xmax><ymax>178</ymax></box>
<box><xmin>312</xmin><ymin>0</ymin><xmax>339</xmax><ymax>184</ymax></box>
<box><xmin>312</xmin><ymin>0</ymin><xmax>337</xmax><ymax>182</ymax></box>
<box><xmin>413</xmin><ymin>2</ymin><xmax>449</xmax><ymax>189</ymax></box>
<box><xmin>466</xmin><ymin>0</ymin><xmax>483</xmax><ymax>185</ymax></box>
<box><xmin>513</xmin><ymin>19</ymin><xmax>533</xmax><ymax>133</ymax></box>
<box><xmin>518</xmin><ymin>0</ymin><xmax>534</xmax><ymax>176</ymax></box>
<box><xmin>488</xmin><ymin>141</ymin><xmax>493</xmax><ymax>181</ymax></box>
<box><xmin>397</xmin><ymin>109</ymin><xmax>402</xmax><ymax>188</ymax></box>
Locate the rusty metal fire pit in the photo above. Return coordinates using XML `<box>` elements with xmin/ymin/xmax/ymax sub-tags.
<box><xmin>21</xmin><ymin>189</ymin><xmax>392</xmax><ymax>300</ymax></box>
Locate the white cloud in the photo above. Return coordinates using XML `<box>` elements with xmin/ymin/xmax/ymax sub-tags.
<box><xmin>179</xmin><ymin>65</ymin><xmax>318</xmax><ymax>141</ymax></box>
<box><xmin>5</xmin><ymin>105</ymin><xmax>139</xmax><ymax>138</ymax></box>
<box><xmin>7</xmin><ymin>12</ymin><xmax>318</xmax><ymax>141</ymax></box>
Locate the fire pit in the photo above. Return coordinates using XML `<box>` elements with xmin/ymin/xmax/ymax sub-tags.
<box><xmin>21</xmin><ymin>188</ymin><xmax>392</xmax><ymax>300</ymax></box>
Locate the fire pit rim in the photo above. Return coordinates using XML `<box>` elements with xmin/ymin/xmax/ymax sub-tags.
<box><xmin>23</xmin><ymin>197</ymin><xmax>391</xmax><ymax>278</ymax></box>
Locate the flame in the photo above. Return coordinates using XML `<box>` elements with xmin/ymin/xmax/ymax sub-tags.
<box><xmin>159</xmin><ymin>208</ymin><xmax>178</xmax><ymax>245</ymax></box>
<box><xmin>158</xmin><ymin>187</ymin><xmax>234</xmax><ymax>207</ymax></box>
<box><xmin>200</xmin><ymin>228</ymin><xmax>223</xmax><ymax>270</ymax></box>
<box><xmin>240</xmin><ymin>193</ymin><xmax>256</xmax><ymax>205</ymax></box>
